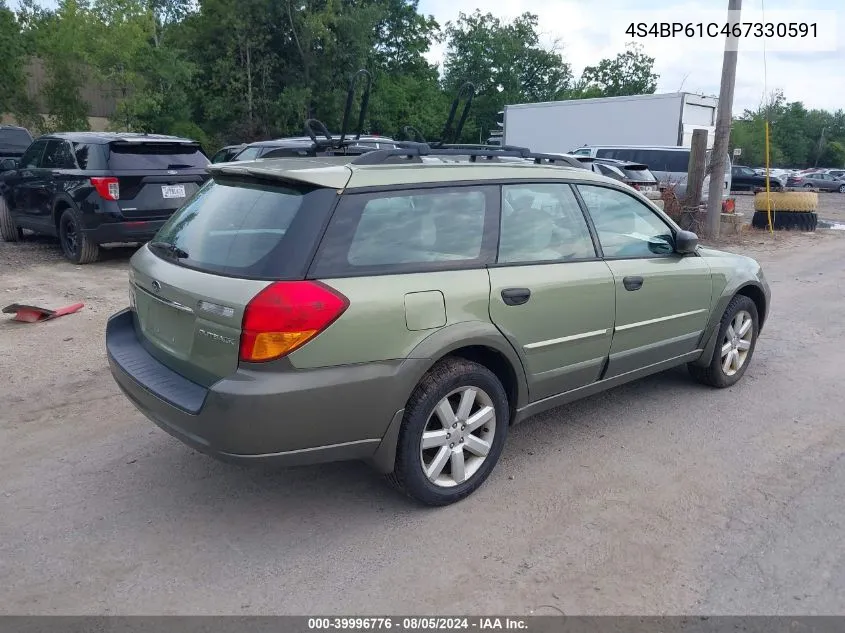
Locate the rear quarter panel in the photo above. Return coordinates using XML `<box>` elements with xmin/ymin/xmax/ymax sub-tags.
<box><xmin>288</xmin><ymin>269</ymin><xmax>492</xmax><ymax>369</ymax></box>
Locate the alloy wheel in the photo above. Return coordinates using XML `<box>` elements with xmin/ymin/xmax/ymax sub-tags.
<box><xmin>419</xmin><ymin>386</ymin><xmax>497</xmax><ymax>488</ymax></box>
<box><xmin>62</xmin><ymin>216</ymin><xmax>78</xmax><ymax>256</ymax></box>
<box><xmin>721</xmin><ymin>310</ymin><xmax>754</xmax><ymax>377</ymax></box>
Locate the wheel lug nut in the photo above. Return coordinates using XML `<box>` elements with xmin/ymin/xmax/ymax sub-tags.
<box><xmin>446</xmin><ymin>433</ymin><xmax>451</xmax><ymax>438</ymax></box>
<box><xmin>461</xmin><ymin>425</ymin><xmax>466</xmax><ymax>431</ymax></box>
<box><xmin>449</xmin><ymin>443</ymin><xmax>455</xmax><ymax>448</ymax></box>
<box><xmin>459</xmin><ymin>438</ymin><xmax>464</xmax><ymax>443</ymax></box>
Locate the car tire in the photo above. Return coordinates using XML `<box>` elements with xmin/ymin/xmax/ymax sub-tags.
<box><xmin>387</xmin><ymin>358</ymin><xmax>509</xmax><ymax>506</ymax></box>
<box><xmin>839</xmin><ymin>184</ymin><xmax>845</xmax><ymax>194</ymax></box>
<box><xmin>59</xmin><ymin>207</ymin><xmax>99</xmax><ymax>264</ymax></box>
<box><xmin>0</xmin><ymin>197</ymin><xmax>21</xmax><ymax>242</ymax></box>
<box><xmin>803</xmin><ymin>183</ymin><xmax>814</xmax><ymax>189</ymax></box>
<box><xmin>688</xmin><ymin>295</ymin><xmax>759</xmax><ymax>389</ymax></box>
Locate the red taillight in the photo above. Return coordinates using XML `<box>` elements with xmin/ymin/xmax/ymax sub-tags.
<box><xmin>90</xmin><ymin>177</ymin><xmax>119</xmax><ymax>201</ymax></box>
<box><xmin>239</xmin><ymin>281</ymin><xmax>349</xmax><ymax>362</ymax></box>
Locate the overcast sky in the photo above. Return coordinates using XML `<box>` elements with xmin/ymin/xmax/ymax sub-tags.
<box><xmin>419</xmin><ymin>0</ymin><xmax>845</xmax><ymax>112</ymax></box>
<box><xmin>11</xmin><ymin>0</ymin><xmax>845</xmax><ymax>113</ymax></box>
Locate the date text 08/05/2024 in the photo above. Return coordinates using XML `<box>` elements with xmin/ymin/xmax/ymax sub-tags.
<box><xmin>626</xmin><ymin>21</ymin><xmax>817</xmax><ymax>38</ymax></box>
<box><xmin>307</xmin><ymin>617</ymin><xmax>529</xmax><ymax>630</ymax></box>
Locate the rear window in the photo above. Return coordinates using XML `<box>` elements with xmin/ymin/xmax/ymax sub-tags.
<box><xmin>107</xmin><ymin>143</ymin><xmax>209</xmax><ymax>170</ymax></box>
<box><xmin>151</xmin><ymin>178</ymin><xmax>336</xmax><ymax>279</ymax></box>
<box><xmin>620</xmin><ymin>166</ymin><xmax>656</xmax><ymax>182</ymax></box>
<box><xmin>0</xmin><ymin>128</ymin><xmax>33</xmax><ymax>153</ymax></box>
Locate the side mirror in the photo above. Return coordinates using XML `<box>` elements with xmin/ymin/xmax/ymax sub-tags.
<box><xmin>0</xmin><ymin>158</ymin><xmax>18</xmax><ymax>172</ymax></box>
<box><xmin>675</xmin><ymin>230</ymin><xmax>699</xmax><ymax>254</ymax></box>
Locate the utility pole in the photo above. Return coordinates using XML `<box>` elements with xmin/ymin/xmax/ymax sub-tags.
<box><xmin>705</xmin><ymin>0</ymin><xmax>742</xmax><ymax>238</ymax></box>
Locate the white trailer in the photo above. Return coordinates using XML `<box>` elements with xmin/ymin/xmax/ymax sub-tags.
<box><xmin>503</xmin><ymin>92</ymin><xmax>718</xmax><ymax>154</ymax></box>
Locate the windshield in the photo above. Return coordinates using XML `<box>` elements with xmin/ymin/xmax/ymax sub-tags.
<box><xmin>0</xmin><ymin>128</ymin><xmax>33</xmax><ymax>153</ymax></box>
<box><xmin>233</xmin><ymin>146</ymin><xmax>262</xmax><ymax>161</ymax></box>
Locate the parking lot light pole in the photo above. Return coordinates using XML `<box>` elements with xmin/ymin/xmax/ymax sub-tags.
<box><xmin>706</xmin><ymin>0</ymin><xmax>742</xmax><ymax>238</ymax></box>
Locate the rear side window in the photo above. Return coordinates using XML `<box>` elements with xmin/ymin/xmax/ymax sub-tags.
<box><xmin>107</xmin><ymin>143</ymin><xmax>209</xmax><ymax>170</ymax></box>
<box><xmin>310</xmin><ymin>186</ymin><xmax>498</xmax><ymax>277</ymax></box>
<box><xmin>73</xmin><ymin>143</ymin><xmax>107</xmax><ymax>170</ymax></box>
<box><xmin>151</xmin><ymin>178</ymin><xmax>337</xmax><ymax>279</ymax></box>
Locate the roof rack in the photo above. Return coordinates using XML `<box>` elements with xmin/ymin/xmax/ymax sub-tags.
<box><xmin>398</xmin><ymin>82</ymin><xmax>475</xmax><ymax>147</ymax></box>
<box><xmin>351</xmin><ymin>142</ymin><xmax>586</xmax><ymax>169</ymax></box>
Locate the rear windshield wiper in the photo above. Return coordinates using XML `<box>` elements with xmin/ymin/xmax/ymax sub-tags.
<box><xmin>167</xmin><ymin>163</ymin><xmax>194</xmax><ymax>169</ymax></box>
<box><xmin>149</xmin><ymin>241</ymin><xmax>189</xmax><ymax>259</ymax></box>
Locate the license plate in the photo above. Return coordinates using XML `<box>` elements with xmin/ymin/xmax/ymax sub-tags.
<box><xmin>162</xmin><ymin>185</ymin><xmax>186</xmax><ymax>199</ymax></box>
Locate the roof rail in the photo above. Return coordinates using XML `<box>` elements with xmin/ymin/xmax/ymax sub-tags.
<box><xmin>350</xmin><ymin>143</ymin><xmax>586</xmax><ymax>169</ymax></box>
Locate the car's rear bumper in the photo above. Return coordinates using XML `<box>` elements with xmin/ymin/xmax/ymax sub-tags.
<box><xmin>84</xmin><ymin>219</ymin><xmax>167</xmax><ymax>244</ymax></box>
<box><xmin>106</xmin><ymin>308</ymin><xmax>422</xmax><ymax>468</ymax></box>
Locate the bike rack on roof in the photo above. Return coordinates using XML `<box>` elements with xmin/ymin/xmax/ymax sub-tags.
<box><xmin>302</xmin><ymin>69</ymin><xmax>374</xmax><ymax>155</ymax></box>
<box><xmin>398</xmin><ymin>82</ymin><xmax>475</xmax><ymax>147</ymax></box>
<box><xmin>351</xmin><ymin>142</ymin><xmax>586</xmax><ymax>169</ymax></box>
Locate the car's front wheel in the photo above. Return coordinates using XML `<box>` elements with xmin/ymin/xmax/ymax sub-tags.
<box><xmin>689</xmin><ymin>295</ymin><xmax>759</xmax><ymax>388</ymax></box>
<box><xmin>388</xmin><ymin>358</ymin><xmax>509</xmax><ymax>506</ymax></box>
<box><xmin>59</xmin><ymin>207</ymin><xmax>99</xmax><ymax>264</ymax></box>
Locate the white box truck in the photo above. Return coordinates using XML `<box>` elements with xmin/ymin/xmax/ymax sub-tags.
<box><xmin>503</xmin><ymin>92</ymin><xmax>718</xmax><ymax>154</ymax></box>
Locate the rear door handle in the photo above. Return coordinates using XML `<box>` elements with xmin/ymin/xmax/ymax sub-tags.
<box><xmin>501</xmin><ymin>288</ymin><xmax>531</xmax><ymax>306</ymax></box>
<box><xmin>623</xmin><ymin>276</ymin><xmax>644</xmax><ymax>291</ymax></box>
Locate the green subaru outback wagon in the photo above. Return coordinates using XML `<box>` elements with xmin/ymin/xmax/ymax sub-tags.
<box><xmin>107</xmin><ymin>146</ymin><xmax>770</xmax><ymax>506</ymax></box>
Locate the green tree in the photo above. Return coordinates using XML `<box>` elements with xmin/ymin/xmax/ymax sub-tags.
<box><xmin>579</xmin><ymin>43</ymin><xmax>658</xmax><ymax>97</ymax></box>
<box><xmin>442</xmin><ymin>10</ymin><xmax>572</xmax><ymax>140</ymax></box>
<box><xmin>0</xmin><ymin>0</ymin><xmax>35</xmax><ymax>118</ymax></box>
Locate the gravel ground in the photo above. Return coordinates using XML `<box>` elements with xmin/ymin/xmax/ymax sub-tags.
<box><xmin>1</xmin><ymin>221</ymin><xmax>845</xmax><ymax>615</ymax></box>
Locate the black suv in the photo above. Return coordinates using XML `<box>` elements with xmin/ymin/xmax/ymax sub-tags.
<box><xmin>0</xmin><ymin>125</ymin><xmax>33</xmax><ymax>162</ymax></box>
<box><xmin>0</xmin><ymin>132</ymin><xmax>210</xmax><ymax>263</ymax></box>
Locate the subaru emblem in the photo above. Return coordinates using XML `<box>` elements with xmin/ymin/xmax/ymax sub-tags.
<box><xmin>167</xmin><ymin>170</ymin><xmax>177</xmax><ymax>175</ymax></box>
<box><xmin>151</xmin><ymin>280</ymin><xmax>162</xmax><ymax>293</ymax></box>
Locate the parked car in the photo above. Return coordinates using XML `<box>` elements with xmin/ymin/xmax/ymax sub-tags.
<box><xmin>0</xmin><ymin>125</ymin><xmax>33</xmax><ymax>162</ymax></box>
<box><xmin>732</xmin><ymin>165</ymin><xmax>785</xmax><ymax>191</ymax></box>
<box><xmin>824</xmin><ymin>168</ymin><xmax>845</xmax><ymax>180</ymax></box>
<box><xmin>210</xmin><ymin>144</ymin><xmax>246</xmax><ymax>164</ymax></box>
<box><xmin>572</xmin><ymin>145</ymin><xmax>732</xmax><ymax>202</ymax></box>
<box><xmin>0</xmin><ymin>132</ymin><xmax>211</xmax><ymax>263</ymax></box>
<box><xmin>232</xmin><ymin>135</ymin><xmax>399</xmax><ymax>161</ymax></box>
<box><xmin>752</xmin><ymin>167</ymin><xmax>790</xmax><ymax>182</ymax></box>
<box><xmin>787</xmin><ymin>172</ymin><xmax>845</xmax><ymax>192</ymax></box>
<box><xmin>589</xmin><ymin>158</ymin><xmax>659</xmax><ymax>193</ymax></box>
<box><xmin>106</xmin><ymin>143</ymin><xmax>770</xmax><ymax>506</ymax></box>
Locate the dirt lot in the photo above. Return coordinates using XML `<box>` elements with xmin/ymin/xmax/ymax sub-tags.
<box><xmin>2</xmin><ymin>205</ymin><xmax>845</xmax><ymax>615</ymax></box>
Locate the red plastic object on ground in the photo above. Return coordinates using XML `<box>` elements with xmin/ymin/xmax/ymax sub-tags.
<box><xmin>2</xmin><ymin>302</ymin><xmax>85</xmax><ymax>323</ymax></box>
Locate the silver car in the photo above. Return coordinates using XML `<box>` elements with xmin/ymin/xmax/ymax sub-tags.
<box><xmin>787</xmin><ymin>172</ymin><xmax>845</xmax><ymax>193</ymax></box>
